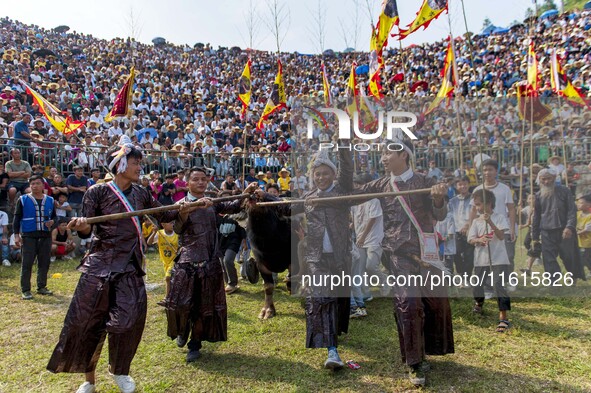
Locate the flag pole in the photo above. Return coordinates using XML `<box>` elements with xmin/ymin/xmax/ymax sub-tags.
<box><xmin>447</xmin><ymin>7</ymin><xmax>464</xmax><ymax>173</ymax></box>
<box><xmin>551</xmin><ymin>50</ymin><xmax>570</xmax><ymax>188</ymax></box>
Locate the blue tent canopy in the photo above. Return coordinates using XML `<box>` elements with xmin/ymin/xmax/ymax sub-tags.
<box><xmin>492</xmin><ymin>26</ymin><xmax>510</xmax><ymax>34</ymax></box>
<box><xmin>480</xmin><ymin>25</ymin><xmax>497</xmax><ymax>36</ymax></box>
<box><xmin>355</xmin><ymin>65</ymin><xmax>369</xmax><ymax>75</ymax></box>
<box><xmin>539</xmin><ymin>9</ymin><xmax>559</xmax><ymax>19</ymax></box>
<box><xmin>585</xmin><ymin>1</ymin><xmax>591</xmax><ymax>10</ymax></box>
<box><xmin>136</xmin><ymin>128</ymin><xmax>158</xmax><ymax>142</ymax></box>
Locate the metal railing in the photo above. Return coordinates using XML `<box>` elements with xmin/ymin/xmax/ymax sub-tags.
<box><xmin>2</xmin><ymin>138</ymin><xmax>590</xmax><ymax>179</ymax></box>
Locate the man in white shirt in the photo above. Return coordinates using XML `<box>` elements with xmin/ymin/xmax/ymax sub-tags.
<box><xmin>108</xmin><ymin>121</ymin><xmax>124</xmax><ymax>139</ymax></box>
<box><xmin>292</xmin><ymin>168</ymin><xmax>308</xmax><ymax>197</ymax></box>
<box><xmin>89</xmin><ymin>109</ymin><xmax>104</xmax><ymax>128</ymax></box>
<box><xmin>351</xmin><ymin>173</ymin><xmax>387</xmax><ymax>314</ymax></box>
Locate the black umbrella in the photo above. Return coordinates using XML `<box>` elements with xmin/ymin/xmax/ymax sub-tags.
<box><xmin>230</xmin><ymin>46</ymin><xmax>241</xmax><ymax>52</ymax></box>
<box><xmin>152</xmin><ymin>37</ymin><xmax>166</xmax><ymax>45</ymax></box>
<box><xmin>323</xmin><ymin>49</ymin><xmax>335</xmax><ymax>57</ymax></box>
<box><xmin>70</xmin><ymin>48</ymin><xmax>82</xmax><ymax>55</ymax></box>
<box><xmin>33</xmin><ymin>49</ymin><xmax>57</xmax><ymax>57</ymax></box>
<box><xmin>194</xmin><ymin>42</ymin><xmax>205</xmax><ymax>49</ymax></box>
<box><xmin>54</xmin><ymin>25</ymin><xmax>70</xmax><ymax>33</ymax></box>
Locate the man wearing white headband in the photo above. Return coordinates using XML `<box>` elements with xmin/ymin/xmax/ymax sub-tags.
<box><xmin>357</xmin><ymin>139</ymin><xmax>452</xmax><ymax>387</ymax></box>
<box><xmin>532</xmin><ymin>168</ymin><xmax>585</xmax><ymax>282</ymax></box>
<box><xmin>301</xmin><ymin>148</ymin><xmax>354</xmax><ymax>371</ymax></box>
<box><xmin>48</xmin><ymin>141</ymin><xmax>178</xmax><ymax>393</ymax></box>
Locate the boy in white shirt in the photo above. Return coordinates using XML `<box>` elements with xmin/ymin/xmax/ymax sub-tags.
<box><xmin>468</xmin><ymin>189</ymin><xmax>511</xmax><ymax>333</ymax></box>
<box><xmin>9</xmin><ymin>233</ymin><xmax>21</xmax><ymax>263</ymax></box>
<box><xmin>0</xmin><ymin>209</ymin><xmax>9</xmax><ymax>266</ymax></box>
<box><xmin>55</xmin><ymin>193</ymin><xmax>72</xmax><ymax>218</ymax></box>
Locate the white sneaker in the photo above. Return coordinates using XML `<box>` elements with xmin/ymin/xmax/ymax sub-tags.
<box><xmin>507</xmin><ymin>285</ymin><xmax>517</xmax><ymax>293</ymax></box>
<box><xmin>76</xmin><ymin>382</ymin><xmax>96</xmax><ymax>393</ymax></box>
<box><xmin>2</xmin><ymin>259</ymin><xmax>10</xmax><ymax>267</ymax></box>
<box><xmin>484</xmin><ymin>290</ymin><xmax>494</xmax><ymax>300</ymax></box>
<box><xmin>50</xmin><ymin>256</ymin><xmax>56</xmax><ymax>262</ymax></box>
<box><xmin>64</xmin><ymin>255</ymin><xmax>73</xmax><ymax>260</ymax></box>
<box><xmin>111</xmin><ymin>374</ymin><xmax>136</xmax><ymax>393</ymax></box>
<box><xmin>533</xmin><ymin>258</ymin><xmax>542</xmax><ymax>266</ymax></box>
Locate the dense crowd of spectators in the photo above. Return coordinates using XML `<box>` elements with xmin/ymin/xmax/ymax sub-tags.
<box><xmin>0</xmin><ymin>9</ymin><xmax>589</xmax><ymax>187</ymax></box>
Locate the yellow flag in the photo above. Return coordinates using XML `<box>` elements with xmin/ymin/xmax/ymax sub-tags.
<box><xmin>550</xmin><ymin>49</ymin><xmax>590</xmax><ymax>109</ymax></box>
<box><xmin>257</xmin><ymin>59</ymin><xmax>286</xmax><ymax>130</ymax></box>
<box><xmin>425</xmin><ymin>39</ymin><xmax>456</xmax><ymax>115</ymax></box>
<box><xmin>321</xmin><ymin>61</ymin><xmax>331</xmax><ymax>107</ymax></box>
<box><xmin>399</xmin><ymin>0</ymin><xmax>447</xmax><ymax>40</ymax></box>
<box><xmin>22</xmin><ymin>81</ymin><xmax>85</xmax><ymax>135</ymax></box>
<box><xmin>527</xmin><ymin>42</ymin><xmax>538</xmax><ymax>93</ymax></box>
<box><xmin>369</xmin><ymin>28</ymin><xmax>383</xmax><ymax>99</ymax></box>
<box><xmin>238</xmin><ymin>59</ymin><xmax>252</xmax><ymax>118</ymax></box>
<box><xmin>375</xmin><ymin>0</ymin><xmax>400</xmax><ymax>51</ymax></box>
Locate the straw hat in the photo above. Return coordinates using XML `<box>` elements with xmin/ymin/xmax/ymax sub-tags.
<box><xmin>502</xmin><ymin>129</ymin><xmax>513</xmax><ymax>138</ymax></box>
<box><xmin>279</xmin><ymin>167</ymin><xmax>289</xmax><ymax>174</ymax></box>
<box><xmin>167</xmin><ymin>124</ymin><xmax>176</xmax><ymax>130</ymax></box>
<box><xmin>539</xmin><ymin>126</ymin><xmax>551</xmax><ymax>135</ymax></box>
<box><xmin>232</xmin><ymin>147</ymin><xmax>243</xmax><ymax>154</ymax></box>
<box><xmin>173</xmin><ymin>144</ymin><xmax>184</xmax><ymax>150</ymax></box>
<box><xmin>2</xmin><ymin>53</ymin><xmax>13</xmax><ymax>62</ymax></box>
<box><xmin>548</xmin><ymin>155</ymin><xmax>561</xmax><ymax>163</ymax></box>
<box><xmin>256</xmin><ymin>171</ymin><xmax>265</xmax><ymax>179</ymax></box>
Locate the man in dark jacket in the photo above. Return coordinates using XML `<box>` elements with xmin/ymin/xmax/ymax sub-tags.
<box><xmin>531</xmin><ymin>169</ymin><xmax>585</xmax><ymax>282</ymax></box>
<box><xmin>358</xmin><ymin>140</ymin><xmax>453</xmax><ymax>387</ymax></box>
<box><xmin>166</xmin><ymin>168</ymin><xmax>251</xmax><ymax>363</ymax></box>
<box><xmin>47</xmin><ymin>141</ymin><xmax>177</xmax><ymax>393</ymax></box>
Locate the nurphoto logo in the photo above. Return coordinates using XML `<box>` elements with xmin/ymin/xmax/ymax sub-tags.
<box><xmin>305</xmin><ymin>108</ymin><xmax>419</xmax><ymax>151</ymax></box>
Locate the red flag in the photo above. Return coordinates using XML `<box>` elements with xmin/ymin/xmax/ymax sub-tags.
<box><xmin>515</xmin><ymin>82</ymin><xmax>552</xmax><ymax>123</ymax></box>
<box><xmin>105</xmin><ymin>67</ymin><xmax>135</xmax><ymax>122</ymax></box>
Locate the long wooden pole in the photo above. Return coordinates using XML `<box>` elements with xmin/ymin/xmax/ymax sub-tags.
<box><xmin>256</xmin><ymin>188</ymin><xmax>432</xmax><ymax>206</ymax></box>
<box><xmin>85</xmin><ymin>193</ymin><xmax>249</xmax><ymax>224</ymax></box>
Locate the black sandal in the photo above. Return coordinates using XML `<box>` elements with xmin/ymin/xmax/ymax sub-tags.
<box><xmin>496</xmin><ymin>320</ymin><xmax>510</xmax><ymax>333</ymax></box>
<box><xmin>472</xmin><ymin>302</ymin><xmax>483</xmax><ymax>314</ymax></box>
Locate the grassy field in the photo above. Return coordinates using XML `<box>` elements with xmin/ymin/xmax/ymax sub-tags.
<box><xmin>1</xmin><ymin>248</ymin><xmax>591</xmax><ymax>393</ymax></box>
